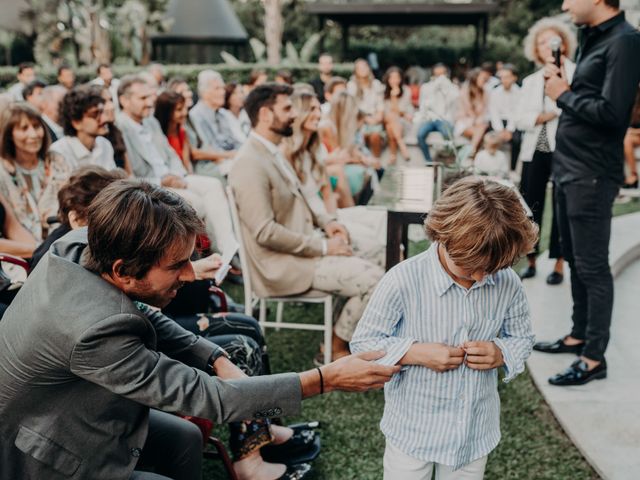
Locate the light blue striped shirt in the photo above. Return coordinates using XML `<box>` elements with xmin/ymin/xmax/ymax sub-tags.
<box><xmin>350</xmin><ymin>243</ymin><xmax>534</xmax><ymax>469</ymax></box>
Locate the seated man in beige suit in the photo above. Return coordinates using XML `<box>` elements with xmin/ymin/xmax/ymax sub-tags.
<box><xmin>229</xmin><ymin>83</ymin><xmax>385</xmax><ymax>360</ymax></box>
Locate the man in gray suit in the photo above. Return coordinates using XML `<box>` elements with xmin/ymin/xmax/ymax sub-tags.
<box><xmin>116</xmin><ymin>75</ymin><xmax>237</xmax><ymax>258</ymax></box>
<box><xmin>0</xmin><ymin>181</ymin><xmax>398</xmax><ymax>480</ymax></box>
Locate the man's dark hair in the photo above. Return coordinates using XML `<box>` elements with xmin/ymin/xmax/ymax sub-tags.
<box><xmin>57</xmin><ymin>166</ymin><xmax>128</xmax><ymax>227</ymax></box>
<box><xmin>480</xmin><ymin>61</ymin><xmax>496</xmax><ymax>75</ymax></box>
<box><xmin>324</xmin><ymin>76</ymin><xmax>347</xmax><ymax>94</ymax></box>
<box><xmin>244</xmin><ymin>83</ymin><xmax>294</xmax><ymax>127</ymax></box>
<box><xmin>500</xmin><ymin>63</ymin><xmax>518</xmax><ymax>77</ymax></box>
<box><xmin>96</xmin><ymin>63</ymin><xmax>111</xmax><ymax>75</ymax></box>
<box><xmin>85</xmin><ymin>180</ymin><xmax>204</xmax><ymax>279</ymax></box>
<box><xmin>57</xmin><ymin>64</ymin><xmax>72</xmax><ymax>77</ymax></box>
<box><xmin>22</xmin><ymin>79</ymin><xmax>47</xmax><ymax>100</ymax></box>
<box><xmin>60</xmin><ymin>85</ymin><xmax>105</xmax><ymax>136</ymax></box>
<box><xmin>603</xmin><ymin>0</ymin><xmax>619</xmax><ymax>7</ymax></box>
<box><xmin>18</xmin><ymin>62</ymin><xmax>35</xmax><ymax>74</ymax></box>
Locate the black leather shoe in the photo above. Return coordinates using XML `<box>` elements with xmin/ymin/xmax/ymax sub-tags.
<box><xmin>519</xmin><ymin>265</ymin><xmax>536</xmax><ymax>279</ymax></box>
<box><xmin>549</xmin><ymin>359</ymin><xmax>607</xmax><ymax>386</ymax></box>
<box><xmin>546</xmin><ymin>271</ymin><xmax>564</xmax><ymax>285</ymax></box>
<box><xmin>533</xmin><ymin>337</ymin><xmax>584</xmax><ymax>355</ymax></box>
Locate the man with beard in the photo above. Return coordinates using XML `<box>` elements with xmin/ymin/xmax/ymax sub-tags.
<box><xmin>228</xmin><ymin>84</ymin><xmax>385</xmax><ymax>361</ymax></box>
<box><xmin>534</xmin><ymin>0</ymin><xmax>640</xmax><ymax>385</ymax></box>
<box><xmin>50</xmin><ymin>85</ymin><xmax>117</xmax><ymax>171</ymax></box>
<box><xmin>0</xmin><ymin>180</ymin><xmax>399</xmax><ymax>480</ymax></box>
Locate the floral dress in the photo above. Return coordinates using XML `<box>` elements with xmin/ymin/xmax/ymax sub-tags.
<box><xmin>0</xmin><ymin>152</ymin><xmax>71</xmax><ymax>241</ymax></box>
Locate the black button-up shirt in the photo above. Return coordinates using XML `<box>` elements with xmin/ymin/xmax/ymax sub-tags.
<box><xmin>553</xmin><ymin>12</ymin><xmax>640</xmax><ymax>184</ymax></box>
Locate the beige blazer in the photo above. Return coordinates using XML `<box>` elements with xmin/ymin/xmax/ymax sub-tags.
<box><xmin>228</xmin><ymin>135</ymin><xmax>334</xmax><ymax>297</ymax></box>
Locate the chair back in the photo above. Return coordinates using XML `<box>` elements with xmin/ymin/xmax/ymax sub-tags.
<box><xmin>225</xmin><ymin>186</ymin><xmax>254</xmax><ymax>316</ymax></box>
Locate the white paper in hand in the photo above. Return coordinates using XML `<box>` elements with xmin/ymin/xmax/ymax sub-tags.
<box><xmin>214</xmin><ymin>242</ymin><xmax>239</xmax><ymax>285</ymax></box>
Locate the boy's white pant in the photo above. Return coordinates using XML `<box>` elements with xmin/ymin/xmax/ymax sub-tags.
<box><xmin>383</xmin><ymin>442</ymin><xmax>487</xmax><ymax>480</ymax></box>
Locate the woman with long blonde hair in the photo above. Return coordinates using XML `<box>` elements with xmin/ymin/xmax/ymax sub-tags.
<box><xmin>283</xmin><ymin>88</ymin><xmax>387</xmax><ymax>266</ymax></box>
<box><xmin>455</xmin><ymin>67</ymin><xmax>491</xmax><ymax>156</ymax></box>
<box><xmin>516</xmin><ymin>16</ymin><xmax>576</xmax><ymax>283</ymax></box>
<box><xmin>283</xmin><ymin>89</ymin><xmax>354</xmax><ymax>209</ymax></box>
<box><xmin>347</xmin><ymin>58</ymin><xmax>385</xmax><ymax>157</ymax></box>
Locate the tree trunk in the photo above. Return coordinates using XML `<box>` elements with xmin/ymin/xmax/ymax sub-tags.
<box><xmin>263</xmin><ymin>0</ymin><xmax>282</xmax><ymax>66</ymax></box>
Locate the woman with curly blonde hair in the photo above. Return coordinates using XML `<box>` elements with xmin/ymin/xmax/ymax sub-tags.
<box><xmin>516</xmin><ymin>17</ymin><xmax>577</xmax><ymax>284</ymax></box>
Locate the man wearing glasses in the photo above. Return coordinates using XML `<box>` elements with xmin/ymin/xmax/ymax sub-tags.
<box><xmin>50</xmin><ymin>84</ymin><xmax>117</xmax><ymax>171</ymax></box>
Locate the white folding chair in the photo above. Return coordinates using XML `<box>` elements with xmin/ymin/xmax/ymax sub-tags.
<box><xmin>226</xmin><ymin>186</ymin><xmax>333</xmax><ymax>365</ymax></box>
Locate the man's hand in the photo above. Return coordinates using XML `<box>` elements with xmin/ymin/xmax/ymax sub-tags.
<box><xmin>543</xmin><ymin>59</ymin><xmax>570</xmax><ymax>101</ymax></box>
<box><xmin>212</xmin><ymin>356</ymin><xmax>246</xmax><ymax>379</ymax></box>
<box><xmin>300</xmin><ymin>351</ymin><xmax>401</xmax><ymax>398</ymax></box>
<box><xmin>161</xmin><ymin>174</ymin><xmax>188</xmax><ymax>189</ymax></box>
<box><xmin>326</xmin><ymin>237</ymin><xmax>353</xmax><ymax>256</ymax></box>
<box><xmin>462</xmin><ymin>341</ymin><xmax>504</xmax><ymax>370</ymax></box>
<box><xmin>325</xmin><ymin>221</ymin><xmax>350</xmax><ymax>244</ymax></box>
<box><xmin>401</xmin><ymin>343</ymin><xmax>465</xmax><ymax>372</ymax></box>
<box><xmin>192</xmin><ymin>253</ymin><xmax>223</xmax><ymax>281</ymax></box>
<box><xmin>536</xmin><ymin>111</ymin><xmax>558</xmax><ymax>125</ymax></box>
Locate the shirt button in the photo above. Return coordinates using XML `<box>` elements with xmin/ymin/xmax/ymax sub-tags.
<box><xmin>130</xmin><ymin>447</ymin><xmax>142</xmax><ymax>457</ymax></box>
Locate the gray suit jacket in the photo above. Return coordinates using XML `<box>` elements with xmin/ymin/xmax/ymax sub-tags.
<box><xmin>0</xmin><ymin>229</ymin><xmax>301</xmax><ymax>479</ymax></box>
<box><xmin>116</xmin><ymin>112</ymin><xmax>186</xmax><ymax>183</ymax></box>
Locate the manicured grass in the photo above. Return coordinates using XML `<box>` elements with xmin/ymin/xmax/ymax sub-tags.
<box><xmin>205</xmin><ymin>194</ymin><xmax>639</xmax><ymax>479</ymax></box>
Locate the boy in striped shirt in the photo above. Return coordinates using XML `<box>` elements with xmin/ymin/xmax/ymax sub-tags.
<box><xmin>351</xmin><ymin>177</ymin><xmax>538</xmax><ymax>479</ymax></box>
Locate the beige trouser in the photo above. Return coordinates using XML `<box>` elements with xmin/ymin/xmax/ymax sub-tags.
<box><xmin>311</xmin><ymin>255</ymin><xmax>384</xmax><ymax>341</ymax></box>
<box><xmin>168</xmin><ymin>174</ymin><xmax>237</xmax><ymax>256</ymax></box>
<box><xmin>383</xmin><ymin>442</ymin><xmax>488</xmax><ymax>480</ymax></box>
<box><xmin>337</xmin><ymin>206</ymin><xmax>387</xmax><ymax>268</ymax></box>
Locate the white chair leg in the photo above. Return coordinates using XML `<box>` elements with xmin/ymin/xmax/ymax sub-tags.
<box><xmin>259</xmin><ymin>299</ymin><xmax>267</xmax><ymax>332</ymax></box>
<box><xmin>324</xmin><ymin>296</ymin><xmax>333</xmax><ymax>365</ymax></box>
<box><xmin>275</xmin><ymin>302</ymin><xmax>284</xmax><ymax>331</ymax></box>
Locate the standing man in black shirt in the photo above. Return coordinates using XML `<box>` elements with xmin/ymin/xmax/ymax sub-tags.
<box><xmin>309</xmin><ymin>53</ymin><xmax>334</xmax><ymax>103</ymax></box>
<box><xmin>533</xmin><ymin>0</ymin><xmax>640</xmax><ymax>385</ymax></box>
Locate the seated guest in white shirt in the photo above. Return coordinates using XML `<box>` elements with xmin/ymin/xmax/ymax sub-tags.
<box><xmin>50</xmin><ymin>85</ymin><xmax>117</xmax><ymax>171</ymax></box>
<box><xmin>38</xmin><ymin>85</ymin><xmax>66</xmax><ymax>142</ymax></box>
<box><xmin>189</xmin><ymin>70</ymin><xmax>244</xmax><ymax>177</ymax></box>
<box><xmin>473</xmin><ymin>132</ymin><xmax>510</xmax><ymax>178</ymax></box>
<box><xmin>115</xmin><ymin>75</ymin><xmax>237</xmax><ymax>258</ymax></box>
<box><xmin>7</xmin><ymin>62</ymin><xmax>36</xmax><ymax>101</ymax></box>
<box><xmin>489</xmin><ymin>64</ymin><xmax>522</xmax><ymax>170</ymax></box>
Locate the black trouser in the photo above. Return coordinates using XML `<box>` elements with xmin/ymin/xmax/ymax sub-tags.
<box><xmin>133</xmin><ymin>410</ymin><xmax>203</xmax><ymax>480</ymax></box>
<box><xmin>499</xmin><ymin>120</ymin><xmax>522</xmax><ymax>171</ymax></box>
<box><xmin>521</xmin><ymin>151</ymin><xmax>562</xmax><ymax>258</ymax></box>
<box><xmin>555</xmin><ymin>177</ymin><xmax>619</xmax><ymax>362</ymax></box>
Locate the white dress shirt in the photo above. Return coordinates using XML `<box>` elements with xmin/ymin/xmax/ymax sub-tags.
<box><xmin>49</xmin><ymin>136</ymin><xmax>116</xmax><ymax>171</ymax></box>
<box><xmin>489</xmin><ymin>84</ymin><xmax>522</xmax><ymax>132</ymax></box>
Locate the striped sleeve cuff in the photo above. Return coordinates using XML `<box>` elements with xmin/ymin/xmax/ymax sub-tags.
<box><xmin>373</xmin><ymin>338</ymin><xmax>416</xmax><ymax>366</ymax></box>
<box><xmin>492</xmin><ymin>338</ymin><xmax>524</xmax><ymax>383</ymax></box>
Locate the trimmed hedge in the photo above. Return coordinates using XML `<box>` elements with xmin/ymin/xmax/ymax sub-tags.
<box><xmin>0</xmin><ymin>63</ymin><xmax>356</xmax><ymax>90</ymax></box>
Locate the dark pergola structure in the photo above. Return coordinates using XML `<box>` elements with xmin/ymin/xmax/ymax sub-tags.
<box><xmin>151</xmin><ymin>0</ymin><xmax>248</xmax><ymax>64</ymax></box>
<box><xmin>306</xmin><ymin>1</ymin><xmax>499</xmax><ymax>64</ymax></box>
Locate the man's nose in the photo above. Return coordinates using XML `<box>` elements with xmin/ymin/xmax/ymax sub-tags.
<box><xmin>181</xmin><ymin>262</ymin><xmax>196</xmax><ymax>282</ymax></box>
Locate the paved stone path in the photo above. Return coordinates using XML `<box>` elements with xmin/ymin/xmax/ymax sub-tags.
<box><xmin>524</xmin><ymin>212</ymin><xmax>640</xmax><ymax>480</ymax></box>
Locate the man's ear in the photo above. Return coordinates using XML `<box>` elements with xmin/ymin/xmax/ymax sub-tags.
<box><xmin>258</xmin><ymin>105</ymin><xmax>272</xmax><ymax>125</ymax></box>
<box><xmin>110</xmin><ymin>259</ymin><xmax>135</xmax><ymax>287</ymax></box>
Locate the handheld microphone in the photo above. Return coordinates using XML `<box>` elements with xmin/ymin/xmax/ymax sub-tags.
<box><xmin>549</xmin><ymin>36</ymin><xmax>562</xmax><ymax>67</ymax></box>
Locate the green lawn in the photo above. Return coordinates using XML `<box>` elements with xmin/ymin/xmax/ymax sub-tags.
<box><xmin>205</xmin><ymin>194</ymin><xmax>639</xmax><ymax>479</ymax></box>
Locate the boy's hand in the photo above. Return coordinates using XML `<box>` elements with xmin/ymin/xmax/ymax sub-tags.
<box><xmin>402</xmin><ymin>343</ymin><xmax>465</xmax><ymax>372</ymax></box>
<box><xmin>462</xmin><ymin>341</ymin><xmax>504</xmax><ymax>370</ymax></box>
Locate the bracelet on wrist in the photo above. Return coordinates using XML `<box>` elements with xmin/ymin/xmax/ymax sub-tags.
<box><xmin>316</xmin><ymin>367</ymin><xmax>324</xmax><ymax>395</ymax></box>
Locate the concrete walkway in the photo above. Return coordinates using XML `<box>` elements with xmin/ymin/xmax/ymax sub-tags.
<box><xmin>524</xmin><ymin>212</ymin><xmax>640</xmax><ymax>480</ymax></box>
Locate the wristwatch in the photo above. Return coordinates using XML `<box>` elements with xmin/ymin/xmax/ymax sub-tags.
<box><xmin>207</xmin><ymin>347</ymin><xmax>230</xmax><ymax>375</ymax></box>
